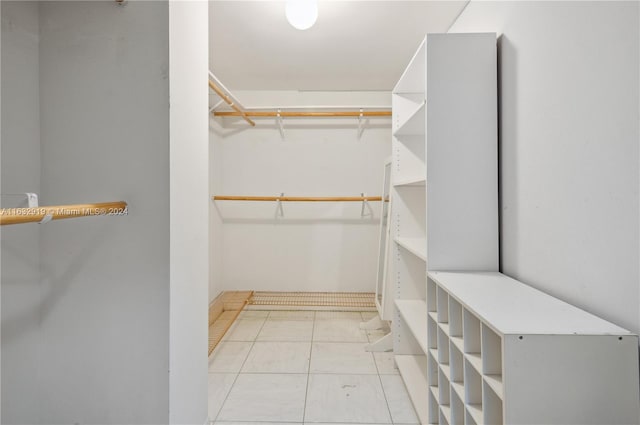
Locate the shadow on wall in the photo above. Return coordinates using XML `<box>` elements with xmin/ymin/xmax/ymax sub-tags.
<box><xmin>496</xmin><ymin>34</ymin><xmax>518</xmax><ymax>273</ymax></box>
<box><xmin>1</xmin><ymin>221</ymin><xmax>116</xmax><ymax>344</ymax></box>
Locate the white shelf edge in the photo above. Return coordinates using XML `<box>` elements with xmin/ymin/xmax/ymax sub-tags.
<box><xmin>393</xmin><ymin>176</ymin><xmax>426</xmax><ymax>187</ymax></box>
<box><xmin>450</xmin><ymin>336</ymin><xmax>464</xmax><ymax>353</ymax></box>
<box><xmin>451</xmin><ymin>381</ymin><xmax>465</xmax><ymax>401</ymax></box>
<box><xmin>438</xmin><ymin>322</ymin><xmax>451</xmax><ymax>335</ymax></box>
<box><xmin>428</xmin><ymin>311</ymin><xmax>439</xmax><ymax>323</ymax></box>
<box><xmin>393</xmin><ymin>101</ymin><xmax>426</xmax><ymax>137</ymax></box>
<box><xmin>439</xmin><ymin>363</ymin><xmax>451</xmax><ymax>380</ymax></box>
<box><xmin>440</xmin><ymin>404</ymin><xmax>452</xmax><ymax>423</ymax></box>
<box><xmin>396</xmin><ymin>299</ymin><xmax>428</xmax><ymax>353</ymax></box>
<box><xmin>483</xmin><ymin>374</ymin><xmax>504</xmax><ymax>399</ymax></box>
<box><xmin>466</xmin><ymin>353</ymin><xmax>483</xmax><ymax>374</ymax></box>
<box><xmin>429</xmin><ymin>385</ymin><xmax>440</xmax><ymax>404</ymax></box>
<box><xmin>394</xmin><ymin>237</ymin><xmax>427</xmax><ymax>261</ymax></box>
<box><xmin>395</xmin><ymin>355</ymin><xmax>429</xmax><ymax>425</ymax></box>
<box><xmin>466</xmin><ymin>404</ymin><xmax>484</xmax><ymax>424</ymax></box>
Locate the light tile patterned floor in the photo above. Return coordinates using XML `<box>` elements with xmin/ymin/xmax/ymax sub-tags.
<box><xmin>208</xmin><ymin>310</ymin><xmax>418</xmax><ymax>425</ymax></box>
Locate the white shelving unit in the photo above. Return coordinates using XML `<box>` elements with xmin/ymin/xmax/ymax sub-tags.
<box><xmin>391</xmin><ymin>33</ymin><xmax>639</xmax><ymax>425</ymax></box>
<box><xmin>391</xmin><ymin>33</ymin><xmax>498</xmax><ymax>425</ymax></box>
<box><xmin>427</xmin><ymin>271</ymin><xmax>640</xmax><ymax>425</ymax></box>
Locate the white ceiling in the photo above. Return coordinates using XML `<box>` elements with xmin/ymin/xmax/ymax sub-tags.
<box><xmin>209</xmin><ymin>1</ymin><xmax>469</xmax><ymax>91</ymax></box>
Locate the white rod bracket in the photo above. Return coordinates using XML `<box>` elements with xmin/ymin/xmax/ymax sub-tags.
<box><xmin>39</xmin><ymin>214</ymin><xmax>53</xmax><ymax>224</ymax></box>
<box><xmin>360</xmin><ymin>192</ymin><xmax>373</xmax><ymax>218</ymax></box>
<box><xmin>357</xmin><ymin>109</ymin><xmax>365</xmax><ymax>140</ymax></box>
<box><xmin>275</xmin><ymin>192</ymin><xmax>285</xmax><ymax>218</ymax></box>
<box><xmin>277</xmin><ymin>110</ymin><xmax>285</xmax><ymax>139</ymax></box>
<box><xmin>26</xmin><ymin>193</ymin><xmax>38</xmax><ymax>208</ymax></box>
<box><xmin>209</xmin><ymin>99</ymin><xmax>225</xmax><ymax>113</ymax></box>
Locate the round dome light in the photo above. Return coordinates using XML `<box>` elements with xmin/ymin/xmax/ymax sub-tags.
<box><xmin>286</xmin><ymin>0</ymin><xmax>318</xmax><ymax>31</ymax></box>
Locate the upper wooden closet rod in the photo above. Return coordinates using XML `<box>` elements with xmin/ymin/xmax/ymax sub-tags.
<box><xmin>208</xmin><ymin>80</ymin><xmax>256</xmax><ymax>127</ymax></box>
<box><xmin>0</xmin><ymin>201</ymin><xmax>128</xmax><ymax>226</ymax></box>
<box><xmin>213</xmin><ymin>196</ymin><xmax>382</xmax><ymax>202</ymax></box>
<box><xmin>214</xmin><ymin>110</ymin><xmax>391</xmax><ymax>118</ymax></box>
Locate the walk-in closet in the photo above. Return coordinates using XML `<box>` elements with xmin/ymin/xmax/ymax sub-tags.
<box><xmin>1</xmin><ymin>1</ymin><xmax>639</xmax><ymax>424</ymax></box>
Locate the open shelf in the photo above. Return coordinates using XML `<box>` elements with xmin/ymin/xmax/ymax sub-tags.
<box><xmin>393</xmin><ymin>101</ymin><xmax>426</xmax><ymax>137</ymax></box>
<box><xmin>437</xmin><ymin>327</ymin><xmax>450</xmax><ymax>365</ymax></box>
<box><xmin>439</xmin><ymin>369</ymin><xmax>451</xmax><ymax>408</ymax></box>
<box><xmin>428</xmin><ymin>388</ymin><xmax>440</xmax><ymax>424</ymax></box>
<box><xmin>439</xmin><ymin>404</ymin><xmax>451</xmax><ymax>425</ymax></box>
<box><xmin>465</xmin><ymin>353</ymin><xmax>482</xmax><ymax>374</ymax></box>
<box><xmin>395</xmin><ymin>299</ymin><xmax>428</xmax><ymax>353</ymax></box>
<box><xmin>466</xmin><ymin>404</ymin><xmax>483</xmax><ymax>425</ymax></box>
<box><xmin>427</xmin><ymin>314</ymin><xmax>438</xmax><ymax>349</ymax></box>
<box><xmin>483</xmin><ymin>380</ymin><xmax>503</xmax><ymax>425</ymax></box>
<box><xmin>464</xmin><ymin>359</ymin><xmax>482</xmax><ymax>405</ymax></box>
<box><xmin>450</xmin><ymin>343</ymin><xmax>464</xmax><ymax>383</ymax></box>
<box><xmin>483</xmin><ymin>374</ymin><xmax>503</xmax><ymax>399</ymax></box>
<box><xmin>428</xmin><ymin>351</ymin><xmax>439</xmax><ymax>387</ymax></box>
<box><xmin>449</xmin><ymin>298</ymin><xmax>463</xmax><ymax>337</ymax></box>
<box><xmin>463</xmin><ymin>309</ymin><xmax>481</xmax><ymax>354</ymax></box>
<box><xmin>437</xmin><ymin>286</ymin><xmax>449</xmax><ymax>323</ymax></box>
<box><xmin>451</xmin><ymin>390</ymin><xmax>465</xmax><ymax>425</ymax></box>
<box><xmin>427</xmin><ymin>277</ymin><xmax>437</xmax><ymax>312</ymax></box>
<box><xmin>481</xmin><ymin>323</ymin><xmax>501</xmax><ymax>375</ymax></box>
<box><xmin>394</xmin><ymin>237</ymin><xmax>427</xmax><ymax>262</ymax></box>
<box><xmin>395</xmin><ymin>355</ymin><xmax>429</xmax><ymax>425</ymax></box>
<box><xmin>393</xmin><ymin>176</ymin><xmax>426</xmax><ymax>187</ymax></box>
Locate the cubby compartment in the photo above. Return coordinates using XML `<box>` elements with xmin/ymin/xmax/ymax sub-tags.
<box><xmin>439</xmin><ymin>405</ymin><xmax>451</xmax><ymax>425</ymax></box>
<box><xmin>465</xmin><ymin>409</ymin><xmax>479</xmax><ymax>425</ymax></box>
<box><xmin>427</xmin><ymin>277</ymin><xmax>438</xmax><ymax>312</ymax></box>
<box><xmin>427</xmin><ymin>314</ymin><xmax>438</xmax><ymax>350</ymax></box>
<box><xmin>483</xmin><ymin>380</ymin><xmax>503</xmax><ymax>425</ymax></box>
<box><xmin>449</xmin><ymin>343</ymin><xmax>464</xmax><ymax>400</ymax></box>
<box><xmin>437</xmin><ymin>286</ymin><xmax>449</xmax><ymax>323</ymax></box>
<box><xmin>428</xmin><ymin>387</ymin><xmax>440</xmax><ymax>424</ymax></box>
<box><xmin>464</xmin><ymin>359</ymin><xmax>482</xmax><ymax>406</ymax></box>
<box><xmin>395</xmin><ymin>241</ymin><xmax>427</xmax><ymax>301</ymax></box>
<box><xmin>427</xmin><ymin>350</ymin><xmax>439</xmax><ymax>387</ymax></box>
<box><xmin>437</xmin><ymin>327</ymin><xmax>450</xmax><ymax>365</ymax></box>
<box><xmin>463</xmin><ymin>309</ymin><xmax>482</xmax><ymax>373</ymax></box>
<box><xmin>450</xmin><ymin>389</ymin><xmax>464</xmax><ymax>425</ymax></box>
<box><xmin>438</xmin><ymin>366</ymin><xmax>451</xmax><ymax>406</ymax></box>
<box><xmin>449</xmin><ymin>297</ymin><xmax>463</xmax><ymax>336</ymax></box>
<box><xmin>448</xmin><ymin>297</ymin><xmax>464</xmax><ymax>352</ymax></box>
<box><xmin>481</xmin><ymin>323</ymin><xmax>503</xmax><ymax>397</ymax></box>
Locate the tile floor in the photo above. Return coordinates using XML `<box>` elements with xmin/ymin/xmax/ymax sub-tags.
<box><xmin>208</xmin><ymin>310</ymin><xmax>418</xmax><ymax>425</ymax></box>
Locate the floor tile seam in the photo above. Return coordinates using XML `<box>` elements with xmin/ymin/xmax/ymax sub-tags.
<box><xmin>372</xmin><ymin>348</ymin><xmax>395</xmax><ymax>425</ymax></box>
<box><xmin>213</xmin><ymin>315</ymin><xmax>270</xmax><ymax>423</ymax></box>
<box><xmin>302</xmin><ymin>311</ymin><xmax>317</xmax><ymax>424</ymax></box>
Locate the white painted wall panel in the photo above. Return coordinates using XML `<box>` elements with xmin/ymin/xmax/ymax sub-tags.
<box><xmin>1</xmin><ymin>2</ymin><xmax>41</xmax><ymax>422</ymax></box>
<box><xmin>450</xmin><ymin>1</ymin><xmax>640</xmax><ymax>333</ymax></box>
<box><xmin>38</xmin><ymin>2</ymin><xmax>170</xmax><ymax>422</ymax></box>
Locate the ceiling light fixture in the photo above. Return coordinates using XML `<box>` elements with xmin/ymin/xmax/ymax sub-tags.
<box><xmin>285</xmin><ymin>0</ymin><xmax>318</xmax><ymax>31</ymax></box>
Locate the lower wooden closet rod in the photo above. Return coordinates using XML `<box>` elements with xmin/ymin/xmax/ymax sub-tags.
<box><xmin>213</xmin><ymin>196</ymin><xmax>382</xmax><ymax>202</ymax></box>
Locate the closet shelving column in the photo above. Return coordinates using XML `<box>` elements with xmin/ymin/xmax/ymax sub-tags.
<box><xmin>391</xmin><ymin>33</ymin><xmax>499</xmax><ymax>425</ymax></box>
<box><xmin>391</xmin><ymin>37</ymin><xmax>429</xmax><ymax>424</ymax></box>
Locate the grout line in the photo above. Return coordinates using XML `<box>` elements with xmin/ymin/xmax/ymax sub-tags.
<box><xmin>372</xmin><ymin>342</ymin><xmax>395</xmax><ymax>425</ymax></box>
<box><xmin>302</xmin><ymin>311</ymin><xmax>317</xmax><ymax>423</ymax></box>
<box><xmin>212</xmin><ymin>316</ymin><xmax>270</xmax><ymax>423</ymax></box>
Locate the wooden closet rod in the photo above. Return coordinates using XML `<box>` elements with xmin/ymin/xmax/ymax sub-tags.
<box><xmin>208</xmin><ymin>80</ymin><xmax>256</xmax><ymax>127</ymax></box>
<box><xmin>213</xmin><ymin>196</ymin><xmax>382</xmax><ymax>202</ymax></box>
<box><xmin>0</xmin><ymin>201</ymin><xmax>128</xmax><ymax>226</ymax></box>
<box><xmin>214</xmin><ymin>110</ymin><xmax>391</xmax><ymax>118</ymax></box>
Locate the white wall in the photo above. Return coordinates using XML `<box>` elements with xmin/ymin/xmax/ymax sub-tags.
<box><xmin>450</xmin><ymin>1</ymin><xmax>640</xmax><ymax>333</ymax></box>
<box><xmin>211</xmin><ymin>91</ymin><xmax>391</xmax><ymax>293</ymax></box>
<box><xmin>1</xmin><ymin>2</ymin><xmax>41</xmax><ymax>422</ymax></box>
<box><xmin>169</xmin><ymin>1</ymin><xmax>209</xmax><ymax>423</ymax></box>
<box><xmin>36</xmin><ymin>1</ymin><xmax>170</xmax><ymax>423</ymax></box>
